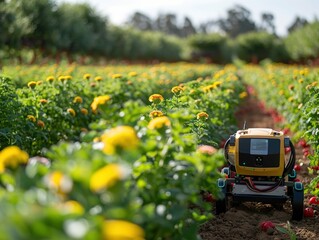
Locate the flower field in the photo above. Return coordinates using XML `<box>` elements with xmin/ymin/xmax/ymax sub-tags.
<box><xmin>0</xmin><ymin>62</ymin><xmax>319</xmax><ymax>239</ymax></box>
<box><xmin>0</xmin><ymin>63</ymin><xmax>247</xmax><ymax>239</ymax></box>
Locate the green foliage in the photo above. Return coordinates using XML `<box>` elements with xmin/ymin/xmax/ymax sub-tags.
<box><xmin>284</xmin><ymin>21</ymin><xmax>319</xmax><ymax>61</ymax></box>
<box><xmin>0</xmin><ymin>76</ymin><xmax>29</xmax><ymax>150</ymax></box>
<box><xmin>0</xmin><ymin>63</ymin><xmax>246</xmax><ymax>239</ymax></box>
<box><xmin>0</xmin><ymin>0</ymin><xmax>184</xmax><ymax>63</ymax></box>
<box><xmin>1</xmin><ymin>0</ymin><xmax>319</xmax><ymax>63</ymax></box>
<box><xmin>107</xmin><ymin>26</ymin><xmax>183</xmax><ymax>61</ymax></box>
<box><xmin>188</xmin><ymin>33</ymin><xmax>228</xmax><ymax>63</ymax></box>
<box><xmin>276</xmin><ymin>221</ymin><xmax>297</xmax><ymax>240</ymax></box>
<box><xmin>235</xmin><ymin>31</ymin><xmax>279</xmax><ymax>62</ymax></box>
<box><xmin>55</xmin><ymin>2</ymin><xmax>108</xmax><ymax>55</ymax></box>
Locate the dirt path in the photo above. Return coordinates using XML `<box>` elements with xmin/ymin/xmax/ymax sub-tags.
<box><xmin>199</xmin><ymin>88</ymin><xmax>319</xmax><ymax>240</ymax></box>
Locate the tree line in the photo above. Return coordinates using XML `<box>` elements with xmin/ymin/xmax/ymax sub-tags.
<box><xmin>0</xmin><ymin>0</ymin><xmax>318</xmax><ymax>65</ymax></box>
<box><xmin>127</xmin><ymin>5</ymin><xmax>309</xmax><ymax>38</ymax></box>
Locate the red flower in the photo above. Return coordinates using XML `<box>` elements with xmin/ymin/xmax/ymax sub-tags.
<box><xmin>294</xmin><ymin>164</ymin><xmax>301</xmax><ymax>171</ymax></box>
<box><xmin>259</xmin><ymin>221</ymin><xmax>275</xmax><ymax>232</ymax></box>
<box><xmin>309</xmin><ymin>196</ymin><xmax>319</xmax><ymax>205</ymax></box>
<box><xmin>304</xmin><ymin>207</ymin><xmax>314</xmax><ymax>217</ymax></box>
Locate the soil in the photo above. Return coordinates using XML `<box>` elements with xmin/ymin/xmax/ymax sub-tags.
<box><xmin>199</xmin><ymin>88</ymin><xmax>319</xmax><ymax>240</ymax></box>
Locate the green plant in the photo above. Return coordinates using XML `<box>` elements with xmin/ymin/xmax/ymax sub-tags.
<box><xmin>276</xmin><ymin>221</ymin><xmax>297</xmax><ymax>240</ymax></box>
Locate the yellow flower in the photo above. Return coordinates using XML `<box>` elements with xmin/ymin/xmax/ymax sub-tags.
<box><xmin>298</xmin><ymin>78</ymin><xmax>304</xmax><ymax>84</ymax></box>
<box><xmin>148</xmin><ymin>94</ymin><xmax>164</xmax><ymax>104</ymax></box>
<box><xmin>306</xmin><ymin>81</ymin><xmax>317</xmax><ymax>90</ymax></box>
<box><xmin>37</xmin><ymin>120</ymin><xmax>45</xmax><ymax>128</ymax></box>
<box><xmin>203</xmin><ymin>81</ymin><xmax>222</xmax><ymax>92</ymax></box>
<box><xmin>197</xmin><ymin>112</ymin><xmax>209</xmax><ymax>120</ymax></box>
<box><xmin>80</xmin><ymin>108</ymin><xmax>88</xmax><ymax>115</ymax></box>
<box><xmin>128</xmin><ymin>71</ymin><xmax>138</xmax><ymax>77</ymax></box>
<box><xmin>46</xmin><ymin>171</ymin><xmax>73</xmax><ymax>193</ymax></box>
<box><xmin>40</xmin><ymin>99</ymin><xmax>48</xmax><ymax>104</ymax></box>
<box><xmin>0</xmin><ymin>162</ymin><xmax>4</xmax><ymax>173</ymax></box>
<box><xmin>213</xmin><ymin>81</ymin><xmax>222</xmax><ymax>88</ymax></box>
<box><xmin>0</xmin><ymin>149</ymin><xmax>25</xmax><ymax>172</ymax></box>
<box><xmin>73</xmin><ymin>96</ymin><xmax>83</xmax><ymax>104</ymax></box>
<box><xmin>49</xmin><ymin>171</ymin><xmax>63</xmax><ymax>189</ymax></box>
<box><xmin>101</xmin><ymin>126</ymin><xmax>139</xmax><ymax>155</ymax></box>
<box><xmin>112</xmin><ymin>74</ymin><xmax>123</xmax><ymax>79</ymax></box>
<box><xmin>239</xmin><ymin>92</ymin><xmax>248</xmax><ymax>99</ymax></box>
<box><xmin>58</xmin><ymin>75</ymin><xmax>72</xmax><ymax>82</ymax></box>
<box><xmin>94</xmin><ymin>76</ymin><xmax>102</xmax><ymax>81</ymax></box>
<box><xmin>288</xmin><ymin>84</ymin><xmax>294</xmax><ymax>91</ymax></box>
<box><xmin>90</xmin><ymin>164</ymin><xmax>127</xmax><ymax>192</ymax></box>
<box><xmin>27</xmin><ymin>115</ymin><xmax>36</xmax><ymax>122</ymax></box>
<box><xmin>46</xmin><ymin>76</ymin><xmax>55</xmax><ymax>82</ymax></box>
<box><xmin>58</xmin><ymin>76</ymin><xmax>66</xmax><ymax>81</ymax></box>
<box><xmin>83</xmin><ymin>74</ymin><xmax>91</xmax><ymax>80</ymax></box>
<box><xmin>67</xmin><ymin>108</ymin><xmax>76</xmax><ymax>117</ymax></box>
<box><xmin>300</xmin><ymin>69</ymin><xmax>309</xmax><ymax>76</ymax></box>
<box><xmin>149</xmin><ymin>110</ymin><xmax>164</xmax><ymax>118</ymax></box>
<box><xmin>62</xmin><ymin>200</ymin><xmax>84</xmax><ymax>215</ymax></box>
<box><xmin>0</xmin><ymin>146</ymin><xmax>29</xmax><ymax>170</ymax></box>
<box><xmin>65</xmin><ymin>75</ymin><xmax>72</xmax><ymax>80</ymax></box>
<box><xmin>202</xmin><ymin>84</ymin><xmax>215</xmax><ymax>92</ymax></box>
<box><xmin>148</xmin><ymin>116</ymin><xmax>171</xmax><ymax>130</ymax></box>
<box><xmin>37</xmin><ymin>81</ymin><xmax>43</xmax><ymax>86</ymax></box>
<box><xmin>171</xmin><ymin>86</ymin><xmax>183</xmax><ymax>95</ymax></box>
<box><xmin>91</xmin><ymin>95</ymin><xmax>111</xmax><ymax>113</ymax></box>
<box><xmin>27</xmin><ymin>81</ymin><xmax>37</xmax><ymax>88</ymax></box>
<box><xmin>102</xmin><ymin>220</ymin><xmax>145</xmax><ymax>240</ymax></box>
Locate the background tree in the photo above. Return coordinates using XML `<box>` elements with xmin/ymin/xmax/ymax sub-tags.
<box><xmin>285</xmin><ymin>21</ymin><xmax>319</xmax><ymax>61</ymax></box>
<box><xmin>180</xmin><ymin>17</ymin><xmax>197</xmax><ymax>37</ymax></box>
<box><xmin>15</xmin><ymin>0</ymin><xmax>59</xmax><ymax>62</ymax></box>
<box><xmin>0</xmin><ymin>1</ymin><xmax>10</xmax><ymax>49</ymax></box>
<box><xmin>198</xmin><ymin>20</ymin><xmax>220</xmax><ymax>34</ymax></box>
<box><xmin>288</xmin><ymin>16</ymin><xmax>308</xmax><ymax>33</ymax></box>
<box><xmin>188</xmin><ymin>33</ymin><xmax>228</xmax><ymax>63</ymax></box>
<box><xmin>217</xmin><ymin>5</ymin><xmax>257</xmax><ymax>38</ymax></box>
<box><xmin>0</xmin><ymin>0</ymin><xmax>33</xmax><ymax>62</ymax></box>
<box><xmin>154</xmin><ymin>13</ymin><xmax>180</xmax><ymax>36</ymax></box>
<box><xmin>126</xmin><ymin>12</ymin><xmax>153</xmax><ymax>31</ymax></box>
<box><xmin>235</xmin><ymin>31</ymin><xmax>278</xmax><ymax>63</ymax></box>
<box><xmin>54</xmin><ymin>3</ymin><xmax>108</xmax><ymax>63</ymax></box>
<box><xmin>260</xmin><ymin>13</ymin><xmax>276</xmax><ymax>34</ymax></box>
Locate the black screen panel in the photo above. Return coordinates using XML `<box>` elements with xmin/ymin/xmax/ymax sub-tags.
<box><xmin>238</xmin><ymin>138</ymin><xmax>280</xmax><ymax>168</ymax></box>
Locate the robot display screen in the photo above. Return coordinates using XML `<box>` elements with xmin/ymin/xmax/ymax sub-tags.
<box><xmin>250</xmin><ymin>139</ymin><xmax>268</xmax><ymax>155</ymax></box>
<box><xmin>239</xmin><ymin>138</ymin><xmax>280</xmax><ymax>167</ymax></box>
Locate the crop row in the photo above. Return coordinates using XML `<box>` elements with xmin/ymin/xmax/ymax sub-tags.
<box><xmin>241</xmin><ymin>63</ymin><xmax>319</xmax><ymax>196</ymax></box>
<box><xmin>0</xmin><ymin>64</ymin><xmax>246</xmax><ymax>239</ymax></box>
<box><xmin>1</xmin><ymin>63</ymin><xmax>220</xmax><ymax>155</ymax></box>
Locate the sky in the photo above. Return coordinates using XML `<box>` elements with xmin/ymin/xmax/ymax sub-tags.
<box><xmin>56</xmin><ymin>0</ymin><xmax>319</xmax><ymax>36</ymax></box>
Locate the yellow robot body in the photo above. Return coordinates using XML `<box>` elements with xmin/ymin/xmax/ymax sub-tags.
<box><xmin>227</xmin><ymin>128</ymin><xmax>286</xmax><ymax>177</ymax></box>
